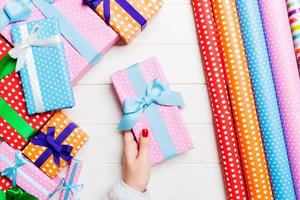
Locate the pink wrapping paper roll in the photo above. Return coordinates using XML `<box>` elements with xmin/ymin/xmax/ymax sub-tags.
<box><xmin>60</xmin><ymin>159</ymin><xmax>83</xmax><ymax>200</ymax></box>
<box><xmin>0</xmin><ymin>0</ymin><xmax>119</xmax><ymax>85</ymax></box>
<box><xmin>0</xmin><ymin>142</ymin><xmax>60</xmax><ymax>200</ymax></box>
<box><xmin>259</xmin><ymin>0</ymin><xmax>300</xmax><ymax>197</ymax></box>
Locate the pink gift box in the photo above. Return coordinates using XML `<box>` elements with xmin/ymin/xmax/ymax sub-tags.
<box><xmin>111</xmin><ymin>57</ymin><xmax>193</xmax><ymax>165</ymax></box>
<box><xmin>0</xmin><ymin>0</ymin><xmax>119</xmax><ymax>85</ymax></box>
<box><xmin>60</xmin><ymin>159</ymin><xmax>83</xmax><ymax>200</ymax></box>
<box><xmin>0</xmin><ymin>142</ymin><xmax>60</xmax><ymax>200</ymax></box>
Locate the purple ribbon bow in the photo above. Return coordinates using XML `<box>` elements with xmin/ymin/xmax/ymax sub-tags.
<box><xmin>83</xmin><ymin>0</ymin><xmax>147</xmax><ymax>30</ymax></box>
<box><xmin>30</xmin><ymin>123</ymin><xmax>78</xmax><ymax>167</ymax></box>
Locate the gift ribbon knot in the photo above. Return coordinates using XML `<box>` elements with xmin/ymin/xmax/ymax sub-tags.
<box><xmin>2</xmin><ymin>152</ymin><xmax>26</xmax><ymax>187</ymax></box>
<box><xmin>49</xmin><ymin>178</ymin><xmax>83</xmax><ymax>200</ymax></box>
<box><xmin>9</xmin><ymin>24</ymin><xmax>61</xmax><ymax>72</ymax></box>
<box><xmin>118</xmin><ymin>79</ymin><xmax>184</xmax><ymax>130</ymax></box>
<box><xmin>82</xmin><ymin>0</ymin><xmax>147</xmax><ymax>30</ymax></box>
<box><xmin>30</xmin><ymin>127</ymin><xmax>73</xmax><ymax>167</ymax></box>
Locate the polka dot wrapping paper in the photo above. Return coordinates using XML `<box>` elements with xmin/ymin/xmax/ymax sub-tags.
<box><xmin>191</xmin><ymin>1</ymin><xmax>247</xmax><ymax>199</ymax></box>
<box><xmin>211</xmin><ymin>0</ymin><xmax>273</xmax><ymax>199</ymax></box>
<box><xmin>235</xmin><ymin>0</ymin><xmax>296</xmax><ymax>199</ymax></box>
<box><xmin>0</xmin><ymin>0</ymin><xmax>119</xmax><ymax>85</ymax></box>
<box><xmin>0</xmin><ymin>142</ymin><xmax>61</xmax><ymax>200</ymax></box>
<box><xmin>85</xmin><ymin>0</ymin><xmax>163</xmax><ymax>43</ymax></box>
<box><xmin>10</xmin><ymin>18</ymin><xmax>75</xmax><ymax>115</ymax></box>
<box><xmin>259</xmin><ymin>0</ymin><xmax>300</xmax><ymax>198</ymax></box>
<box><xmin>23</xmin><ymin>112</ymin><xmax>88</xmax><ymax>179</ymax></box>
<box><xmin>0</xmin><ymin>176</ymin><xmax>12</xmax><ymax>191</ymax></box>
<box><xmin>287</xmin><ymin>0</ymin><xmax>300</xmax><ymax>74</ymax></box>
<box><xmin>111</xmin><ymin>57</ymin><xmax>193</xmax><ymax>165</ymax></box>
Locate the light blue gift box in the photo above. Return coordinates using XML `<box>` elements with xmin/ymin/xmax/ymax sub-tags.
<box><xmin>10</xmin><ymin>18</ymin><xmax>74</xmax><ymax>114</ymax></box>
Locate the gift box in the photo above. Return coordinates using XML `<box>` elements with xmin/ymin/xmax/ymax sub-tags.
<box><xmin>111</xmin><ymin>57</ymin><xmax>193</xmax><ymax>165</ymax></box>
<box><xmin>0</xmin><ymin>176</ymin><xmax>12</xmax><ymax>191</ymax></box>
<box><xmin>0</xmin><ymin>39</ymin><xmax>54</xmax><ymax>150</ymax></box>
<box><xmin>1</xmin><ymin>0</ymin><xmax>119</xmax><ymax>85</ymax></box>
<box><xmin>9</xmin><ymin>18</ymin><xmax>74</xmax><ymax>114</ymax></box>
<box><xmin>4</xmin><ymin>186</ymin><xmax>38</xmax><ymax>200</ymax></box>
<box><xmin>84</xmin><ymin>0</ymin><xmax>163</xmax><ymax>43</ymax></box>
<box><xmin>23</xmin><ymin>112</ymin><xmax>88</xmax><ymax>178</ymax></box>
<box><xmin>0</xmin><ymin>142</ymin><xmax>60</xmax><ymax>200</ymax></box>
<box><xmin>59</xmin><ymin>159</ymin><xmax>83</xmax><ymax>200</ymax></box>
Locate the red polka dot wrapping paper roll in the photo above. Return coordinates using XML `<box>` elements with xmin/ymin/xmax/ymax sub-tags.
<box><xmin>259</xmin><ymin>0</ymin><xmax>300</xmax><ymax>198</ymax></box>
<box><xmin>211</xmin><ymin>0</ymin><xmax>273</xmax><ymax>199</ymax></box>
<box><xmin>191</xmin><ymin>1</ymin><xmax>247</xmax><ymax>199</ymax></box>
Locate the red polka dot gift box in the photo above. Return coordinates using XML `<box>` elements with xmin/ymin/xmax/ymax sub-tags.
<box><xmin>0</xmin><ymin>36</ymin><xmax>54</xmax><ymax>150</ymax></box>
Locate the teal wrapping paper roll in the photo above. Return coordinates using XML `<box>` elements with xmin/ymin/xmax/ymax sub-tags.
<box><xmin>235</xmin><ymin>0</ymin><xmax>296</xmax><ymax>199</ymax></box>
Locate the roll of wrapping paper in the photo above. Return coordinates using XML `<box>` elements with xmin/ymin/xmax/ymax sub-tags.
<box><xmin>235</xmin><ymin>1</ymin><xmax>296</xmax><ymax>199</ymax></box>
<box><xmin>287</xmin><ymin>0</ymin><xmax>300</xmax><ymax>74</ymax></box>
<box><xmin>211</xmin><ymin>0</ymin><xmax>273</xmax><ymax>199</ymax></box>
<box><xmin>191</xmin><ymin>1</ymin><xmax>247</xmax><ymax>199</ymax></box>
<box><xmin>259</xmin><ymin>0</ymin><xmax>300</xmax><ymax>198</ymax></box>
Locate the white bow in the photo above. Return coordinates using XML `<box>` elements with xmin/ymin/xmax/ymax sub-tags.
<box><xmin>9</xmin><ymin>24</ymin><xmax>61</xmax><ymax>72</ymax></box>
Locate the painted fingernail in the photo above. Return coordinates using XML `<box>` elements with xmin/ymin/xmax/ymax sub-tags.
<box><xmin>142</xmin><ymin>129</ymin><xmax>148</xmax><ymax>137</ymax></box>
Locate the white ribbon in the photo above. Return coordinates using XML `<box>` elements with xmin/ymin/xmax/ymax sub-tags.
<box><xmin>9</xmin><ymin>24</ymin><xmax>61</xmax><ymax>72</ymax></box>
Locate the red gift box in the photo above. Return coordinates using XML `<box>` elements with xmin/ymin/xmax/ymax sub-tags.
<box><xmin>0</xmin><ymin>36</ymin><xmax>54</xmax><ymax>150</ymax></box>
<box><xmin>0</xmin><ymin>176</ymin><xmax>12</xmax><ymax>191</ymax></box>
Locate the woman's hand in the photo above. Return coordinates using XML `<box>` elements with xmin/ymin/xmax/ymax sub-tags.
<box><xmin>123</xmin><ymin>129</ymin><xmax>151</xmax><ymax>192</ymax></box>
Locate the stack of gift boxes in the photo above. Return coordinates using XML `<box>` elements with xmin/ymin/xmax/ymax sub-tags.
<box><xmin>0</xmin><ymin>0</ymin><xmax>194</xmax><ymax>199</ymax></box>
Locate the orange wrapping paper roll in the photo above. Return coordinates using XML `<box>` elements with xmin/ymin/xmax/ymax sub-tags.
<box><xmin>211</xmin><ymin>0</ymin><xmax>273</xmax><ymax>199</ymax></box>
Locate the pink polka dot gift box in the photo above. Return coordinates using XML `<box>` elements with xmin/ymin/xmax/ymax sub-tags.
<box><xmin>0</xmin><ymin>37</ymin><xmax>54</xmax><ymax>151</ymax></box>
<box><xmin>83</xmin><ymin>0</ymin><xmax>163</xmax><ymax>43</ymax></box>
<box><xmin>0</xmin><ymin>142</ymin><xmax>61</xmax><ymax>200</ymax></box>
<box><xmin>111</xmin><ymin>57</ymin><xmax>193</xmax><ymax>165</ymax></box>
<box><xmin>0</xmin><ymin>0</ymin><xmax>119</xmax><ymax>85</ymax></box>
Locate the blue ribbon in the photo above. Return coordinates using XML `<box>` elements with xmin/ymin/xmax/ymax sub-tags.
<box><xmin>2</xmin><ymin>152</ymin><xmax>27</xmax><ymax>187</ymax></box>
<box><xmin>119</xmin><ymin>79</ymin><xmax>184</xmax><ymax>130</ymax></box>
<box><xmin>30</xmin><ymin>0</ymin><xmax>101</xmax><ymax>65</ymax></box>
<box><xmin>0</xmin><ymin>0</ymin><xmax>32</xmax><ymax>32</ymax></box>
<box><xmin>30</xmin><ymin>123</ymin><xmax>78</xmax><ymax>167</ymax></box>
<box><xmin>49</xmin><ymin>178</ymin><xmax>83</xmax><ymax>200</ymax></box>
<box><xmin>83</xmin><ymin>0</ymin><xmax>147</xmax><ymax>30</ymax></box>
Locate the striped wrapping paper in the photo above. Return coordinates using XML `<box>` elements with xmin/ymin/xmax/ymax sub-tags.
<box><xmin>235</xmin><ymin>0</ymin><xmax>296</xmax><ymax>199</ymax></box>
<box><xmin>287</xmin><ymin>0</ymin><xmax>300</xmax><ymax>73</ymax></box>
<box><xmin>259</xmin><ymin>0</ymin><xmax>300</xmax><ymax>198</ymax></box>
<box><xmin>191</xmin><ymin>0</ymin><xmax>247</xmax><ymax>199</ymax></box>
<box><xmin>211</xmin><ymin>0</ymin><xmax>273</xmax><ymax>199</ymax></box>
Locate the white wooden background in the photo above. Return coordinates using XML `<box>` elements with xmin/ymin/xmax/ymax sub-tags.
<box><xmin>63</xmin><ymin>0</ymin><xmax>227</xmax><ymax>199</ymax></box>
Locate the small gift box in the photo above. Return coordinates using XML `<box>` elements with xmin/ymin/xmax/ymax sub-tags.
<box><xmin>9</xmin><ymin>18</ymin><xmax>74</xmax><ymax>114</ymax></box>
<box><xmin>111</xmin><ymin>57</ymin><xmax>193</xmax><ymax>165</ymax></box>
<box><xmin>4</xmin><ymin>186</ymin><xmax>38</xmax><ymax>200</ymax></box>
<box><xmin>58</xmin><ymin>159</ymin><xmax>83</xmax><ymax>200</ymax></box>
<box><xmin>0</xmin><ymin>176</ymin><xmax>12</xmax><ymax>191</ymax></box>
<box><xmin>23</xmin><ymin>112</ymin><xmax>88</xmax><ymax>178</ymax></box>
<box><xmin>1</xmin><ymin>0</ymin><xmax>119</xmax><ymax>85</ymax></box>
<box><xmin>84</xmin><ymin>0</ymin><xmax>163</xmax><ymax>43</ymax></box>
<box><xmin>0</xmin><ymin>39</ymin><xmax>54</xmax><ymax>150</ymax></box>
<box><xmin>0</xmin><ymin>142</ymin><xmax>60</xmax><ymax>200</ymax></box>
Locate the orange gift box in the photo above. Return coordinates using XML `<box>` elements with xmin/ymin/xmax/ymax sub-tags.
<box><xmin>23</xmin><ymin>112</ymin><xmax>88</xmax><ymax>178</ymax></box>
<box><xmin>84</xmin><ymin>0</ymin><xmax>163</xmax><ymax>43</ymax></box>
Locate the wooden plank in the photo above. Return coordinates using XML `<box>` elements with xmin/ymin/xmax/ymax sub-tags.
<box><xmin>64</xmin><ymin>84</ymin><xmax>212</xmax><ymax>124</ymax></box>
<box><xmin>74</xmin><ymin>124</ymin><xmax>219</xmax><ymax>164</ymax></box>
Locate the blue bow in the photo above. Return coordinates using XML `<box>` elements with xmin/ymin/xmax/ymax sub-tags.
<box><xmin>49</xmin><ymin>178</ymin><xmax>83</xmax><ymax>200</ymax></box>
<box><xmin>118</xmin><ymin>79</ymin><xmax>184</xmax><ymax>130</ymax></box>
<box><xmin>30</xmin><ymin>127</ymin><xmax>73</xmax><ymax>167</ymax></box>
<box><xmin>0</xmin><ymin>0</ymin><xmax>32</xmax><ymax>31</ymax></box>
<box><xmin>2</xmin><ymin>151</ymin><xmax>27</xmax><ymax>187</ymax></box>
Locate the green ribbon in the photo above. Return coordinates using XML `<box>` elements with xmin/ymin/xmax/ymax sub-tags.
<box><xmin>5</xmin><ymin>186</ymin><xmax>38</xmax><ymax>200</ymax></box>
<box><xmin>0</xmin><ymin>97</ymin><xmax>35</xmax><ymax>140</ymax></box>
<box><xmin>0</xmin><ymin>190</ymin><xmax>5</xmax><ymax>199</ymax></box>
<box><xmin>0</xmin><ymin>54</ymin><xmax>16</xmax><ymax>79</ymax></box>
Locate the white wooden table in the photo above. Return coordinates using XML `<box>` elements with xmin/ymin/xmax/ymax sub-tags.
<box><xmin>63</xmin><ymin>0</ymin><xmax>227</xmax><ymax>199</ymax></box>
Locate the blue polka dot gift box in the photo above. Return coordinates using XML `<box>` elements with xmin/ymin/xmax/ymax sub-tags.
<box><xmin>9</xmin><ymin>18</ymin><xmax>75</xmax><ymax>115</ymax></box>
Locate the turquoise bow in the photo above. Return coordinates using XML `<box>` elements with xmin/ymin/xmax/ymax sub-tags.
<box><xmin>49</xmin><ymin>178</ymin><xmax>83</xmax><ymax>200</ymax></box>
<box><xmin>118</xmin><ymin>79</ymin><xmax>184</xmax><ymax>130</ymax></box>
<box><xmin>2</xmin><ymin>152</ymin><xmax>27</xmax><ymax>187</ymax></box>
<box><xmin>0</xmin><ymin>0</ymin><xmax>32</xmax><ymax>31</ymax></box>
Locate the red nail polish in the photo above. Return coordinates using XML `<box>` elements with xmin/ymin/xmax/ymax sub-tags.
<box><xmin>142</xmin><ymin>129</ymin><xmax>148</xmax><ymax>137</ymax></box>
